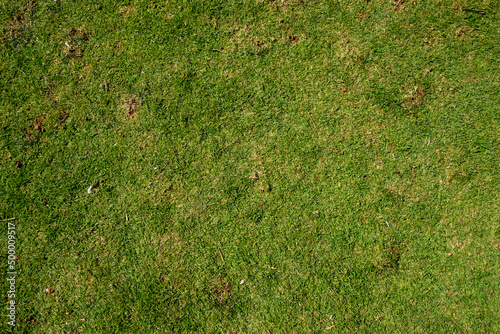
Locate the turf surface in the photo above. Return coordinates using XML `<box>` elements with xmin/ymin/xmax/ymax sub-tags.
<box><xmin>1</xmin><ymin>0</ymin><xmax>499</xmax><ymax>332</ymax></box>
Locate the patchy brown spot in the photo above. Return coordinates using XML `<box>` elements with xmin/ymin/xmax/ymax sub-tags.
<box><xmin>45</xmin><ymin>288</ymin><xmax>54</xmax><ymax>294</ymax></box>
<box><xmin>69</xmin><ymin>28</ymin><xmax>89</xmax><ymax>41</ymax></box>
<box><xmin>3</xmin><ymin>8</ymin><xmax>32</xmax><ymax>44</ymax></box>
<box><xmin>359</xmin><ymin>12</ymin><xmax>367</xmax><ymax>19</ymax></box>
<box><xmin>210</xmin><ymin>276</ymin><xmax>232</xmax><ymax>305</ymax></box>
<box><xmin>112</xmin><ymin>42</ymin><xmax>122</xmax><ymax>53</ymax></box>
<box><xmin>125</xmin><ymin>97</ymin><xmax>140</xmax><ymax>120</ymax></box>
<box><xmin>455</xmin><ymin>28</ymin><xmax>465</xmax><ymax>37</ymax></box>
<box><xmin>341</xmin><ymin>88</ymin><xmax>347</xmax><ymax>93</ymax></box>
<box><xmin>119</xmin><ymin>4</ymin><xmax>136</xmax><ymax>16</ymax></box>
<box><xmin>26</xmin><ymin>1</ymin><xmax>37</xmax><ymax>9</ymax></box>
<box><xmin>289</xmin><ymin>35</ymin><xmax>298</xmax><ymax>43</ymax></box>
<box><xmin>253</xmin><ymin>40</ymin><xmax>264</xmax><ymax>50</ymax></box>
<box><xmin>377</xmin><ymin>245</ymin><xmax>402</xmax><ymax>271</ymax></box>
<box><xmin>402</xmin><ymin>86</ymin><xmax>425</xmax><ymax>111</ymax></box>
<box><xmin>412</xmin><ymin>86</ymin><xmax>424</xmax><ymax>101</ymax></box>
<box><xmin>14</xmin><ymin>14</ymin><xmax>24</xmax><ymax>24</ymax></box>
<box><xmin>66</xmin><ymin>46</ymin><xmax>83</xmax><ymax>60</ymax></box>
<box><xmin>44</xmin><ymin>85</ymin><xmax>58</xmax><ymax>103</ymax></box>
<box><xmin>64</xmin><ymin>28</ymin><xmax>90</xmax><ymax>60</ymax></box>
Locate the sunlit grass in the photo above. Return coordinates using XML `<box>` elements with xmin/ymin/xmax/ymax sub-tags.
<box><xmin>1</xmin><ymin>0</ymin><xmax>499</xmax><ymax>332</ymax></box>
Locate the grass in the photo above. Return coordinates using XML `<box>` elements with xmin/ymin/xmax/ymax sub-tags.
<box><xmin>1</xmin><ymin>0</ymin><xmax>499</xmax><ymax>332</ymax></box>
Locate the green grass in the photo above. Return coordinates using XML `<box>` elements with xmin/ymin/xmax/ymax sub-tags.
<box><xmin>1</xmin><ymin>0</ymin><xmax>499</xmax><ymax>332</ymax></box>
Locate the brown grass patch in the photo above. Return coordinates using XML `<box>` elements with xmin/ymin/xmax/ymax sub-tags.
<box><xmin>69</xmin><ymin>27</ymin><xmax>90</xmax><ymax>42</ymax></box>
<box><xmin>44</xmin><ymin>85</ymin><xmax>58</xmax><ymax>103</ymax></box>
<box><xmin>2</xmin><ymin>1</ymin><xmax>38</xmax><ymax>43</ymax></box>
<box><xmin>119</xmin><ymin>4</ymin><xmax>136</xmax><ymax>16</ymax></box>
<box><xmin>402</xmin><ymin>86</ymin><xmax>425</xmax><ymax>111</ymax></box>
<box><xmin>26</xmin><ymin>1</ymin><xmax>37</xmax><ymax>9</ymax></box>
<box><xmin>64</xmin><ymin>42</ymin><xmax>84</xmax><ymax>60</ymax></box>
<box><xmin>4</xmin><ymin>13</ymin><xmax>28</xmax><ymax>42</ymax></box>
<box><xmin>124</xmin><ymin>96</ymin><xmax>140</xmax><ymax>120</ymax></box>
<box><xmin>210</xmin><ymin>275</ymin><xmax>232</xmax><ymax>305</ymax></box>
<box><xmin>377</xmin><ymin>245</ymin><xmax>402</xmax><ymax>271</ymax></box>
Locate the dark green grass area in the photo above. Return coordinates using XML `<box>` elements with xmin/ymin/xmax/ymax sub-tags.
<box><xmin>1</xmin><ymin>0</ymin><xmax>499</xmax><ymax>332</ymax></box>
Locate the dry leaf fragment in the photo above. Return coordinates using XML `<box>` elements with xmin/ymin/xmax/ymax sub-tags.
<box><xmin>34</xmin><ymin>117</ymin><xmax>45</xmax><ymax>132</ymax></box>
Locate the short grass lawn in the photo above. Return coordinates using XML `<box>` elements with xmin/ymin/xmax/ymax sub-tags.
<box><xmin>1</xmin><ymin>0</ymin><xmax>499</xmax><ymax>332</ymax></box>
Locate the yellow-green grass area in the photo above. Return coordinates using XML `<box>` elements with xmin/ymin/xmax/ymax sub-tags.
<box><xmin>1</xmin><ymin>0</ymin><xmax>499</xmax><ymax>332</ymax></box>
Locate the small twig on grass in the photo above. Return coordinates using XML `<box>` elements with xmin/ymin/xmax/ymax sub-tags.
<box><xmin>54</xmin><ymin>113</ymin><xmax>69</xmax><ymax>128</ymax></box>
<box><xmin>0</xmin><ymin>217</ymin><xmax>16</xmax><ymax>222</ymax></box>
<box><xmin>308</xmin><ymin>114</ymin><xmax>317</xmax><ymax>128</ymax></box>
<box><xmin>449</xmin><ymin>319</ymin><xmax>465</xmax><ymax>334</ymax></box>
<box><xmin>394</xmin><ymin>0</ymin><xmax>403</xmax><ymax>10</ymax></box>
<box><xmin>463</xmin><ymin>8</ymin><xmax>485</xmax><ymax>15</ymax></box>
<box><xmin>218</xmin><ymin>248</ymin><xmax>226</xmax><ymax>264</ymax></box>
<box><xmin>211</xmin><ymin>49</ymin><xmax>224</xmax><ymax>53</ymax></box>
